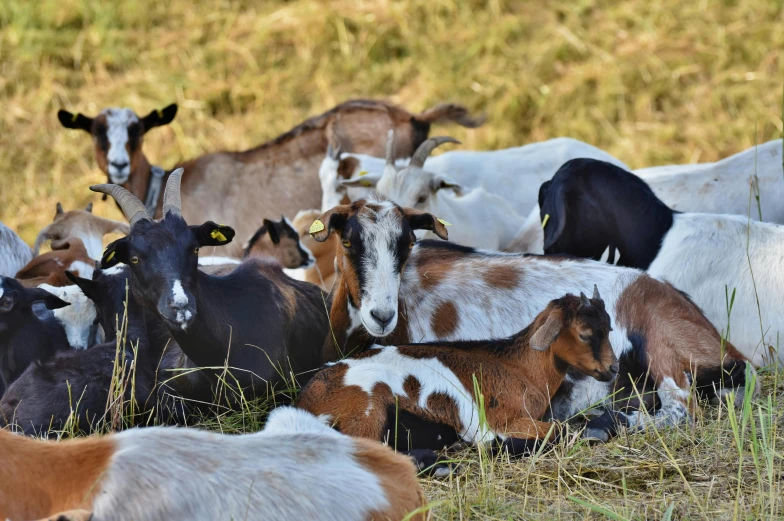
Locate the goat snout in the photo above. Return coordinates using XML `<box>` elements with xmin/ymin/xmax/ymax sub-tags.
<box><xmin>110</xmin><ymin>161</ymin><xmax>129</xmax><ymax>170</ymax></box>
<box><xmin>369</xmin><ymin>308</ymin><xmax>395</xmax><ymax>330</ymax></box>
<box><xmin>610</xmin><ymin>361</ymin><xmax>620</xmax><ymax>374</ymax></box>
<box><xmin>159</xmin><ymin>280</ymin><xmax>195</xmax><ymax>331</ymax></box>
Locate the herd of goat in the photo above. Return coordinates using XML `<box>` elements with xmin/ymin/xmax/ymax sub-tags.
<box><xmin>0</xmin><ymin>98</ymin><xmax>782</xmax><ymax>520</ymax></box>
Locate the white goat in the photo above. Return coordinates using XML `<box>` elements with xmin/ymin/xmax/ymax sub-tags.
<box><xmin>0</xmin><ymin>221</ymin><xmax>33</xmax><ymax>277</ymax></box>
<box><xmin>38</xmin><ymin>283</ymin><xmax>98</xmax><ymax>350</ymax></box>
<box><xmin>1</xmin><ymin>407</ymin><xmax>426</xmax><ymax>521</ymax></box>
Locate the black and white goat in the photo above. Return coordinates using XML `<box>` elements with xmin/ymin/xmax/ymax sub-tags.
<box><xmin>539</xmin><ymin>158</ymin><xmax>784</xmax><ymax>367</ymax></box>
<box><xmin>309</xmin><ymin>197</ymin><xmax>753</xmax><ymax>439</ymax></box>
<box><xmin>89</xmin><ymin>170</ymin><xmax>333</xmax><ymax>400</ymax></box>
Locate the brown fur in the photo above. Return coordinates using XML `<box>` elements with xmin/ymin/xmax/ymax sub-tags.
<box><xmin>16</xmin><ymin>238</ymin><xmax>94</xmax><ymax>287</ymax></box>
<box><xmin>298</xmin><ymin>295</ymin><xmax>616</xmax><ymax>446</ymax></box>
<box><xmin>353</xmin><ymin>438</ymin><xmax>428</xmax><ymax>521</ymax></box>
<box><xmin>35</xmin><ymin>510</ymin><xmax>93</xmax><ymax>521</ymax></box>
<box><xmin>292</xmin><ymin>210</ymin><xmax>338</xmax><ymax>291</ymax></box>
<box><xmin>77</xmin><ymin>100</ymin><xmax>481</xmax><ymax>258</ymax></box>
<box><xmin>482</xmin><ymin>264</ymin><xmax>522</xmax><ymax>289</ymax></box>
<box><xmin>431</xmin><ymin>301</ymin><xmax>459</xmax><ymax>338</ymax></box>
<box><xmin>33</xmin><ymin>203</ymin><xmax>129</xmax><ymax>257</ymax></box>
<box><xmin>0</xmin><ymin>429</ymin><xmax>113</xmax><ymax>520</ymax></box>
<box><xmin>615</xmin><ymin>276</ymin><xmax>746</xmax><ymax>412</ymax></box>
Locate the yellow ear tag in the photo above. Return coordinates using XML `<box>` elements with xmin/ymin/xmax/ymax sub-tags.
<box><xmin>541</xmin><ymin>213</ymin><xmax>550</xmax><ymax>229</ymax></box>
<box><xmin>105</xmin><ymin>250</ymin><xmax>115</xmax><ymax>262</ymax></box>
<box><xmin>358</xmin><ymin>170</ymin><xmax>369</xmax><ymax>177</ymax></box>
<box><xmin>309</xmin><ymin>219</ymin><xmax>325</xmax><ymax>234</ymax></box>
<box><xmin>437</xmin><ymin>218</ymin><xmax>452</xmax><ymax>227</ymax></box>
<box><xmin>210</xmin><ymin>229</ymin><xmax>228</xmax><ymax>242</ymax></box>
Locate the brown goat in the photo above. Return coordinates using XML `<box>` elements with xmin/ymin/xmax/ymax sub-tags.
<box><xmin>290</xmin><ymin>209</ymin><xmax>338</xmax><ymax>290</ymax></box>
<box><xmin>58</xmin><ymin>99</ymin><xmax>483</xmax><ymax>257</ymax></box>
<box><xmin>33</xmin><ymin>202</ymin><xmax>130</xmax><ymax>260</ymax></box>
<box><xmin>15</xmin><ymin>238</ymin><xmax>94</xmax><ymax>287</ymax></box>
<box><xmin>297</xmin><ymin>290</ymin><xmax>617</xmax><ymax>466</ymax></box>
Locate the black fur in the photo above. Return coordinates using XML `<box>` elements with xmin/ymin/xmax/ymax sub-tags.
<box><xmin>693</xmin><ymin>360</ymin><xmax>748</xmax><ymax>402</ymax></box>
<box><xmin>611</xmin><ymin>331</ymin><xmax>660</xmax><ymax>412</ymax></box>
<box><xmin>539</xmin><ymin>158</ymin><xmax>676</xmax><ymax>269</ymax></box>
<box><xmin>383</xmin><ymin>406</ymin><xmax>461</xmax><ymax>451</ymax></box>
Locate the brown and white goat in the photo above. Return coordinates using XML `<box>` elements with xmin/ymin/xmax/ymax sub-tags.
<box><xmin>0</xmin><ymin>407</ymin><xmax>426</xmax><ymax>521</ymax></box>
<box><xmin>286</xmin><ymin>209</ymin><xmax>338</xmax><ymax>291</ymax></box>
<box><xmin>59</xmin><ymin>99</ymin><xmax>483</xmax><ymax>257</ymax></box>
<box><xmin>309</xmin><ymin>197</ymin><xmax>755</xmax><ymax>440</ymax></box>
<box><xmin>34</xmin><ymin>203</ymin><xmax>130</xmax><ymax>260</ymax></box>
<box><xmin>298</xmin><ymin>290</ymin><xmax>617</xmax><ymax>455</ymax></box>
<box><xmin>15</xmin><ymin>238</ymin><xmax>94</xmax><ymax>288</ymax></box>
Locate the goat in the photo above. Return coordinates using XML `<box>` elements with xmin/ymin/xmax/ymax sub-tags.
<box><xmin>539</xmin><ymin>158</ymin><xmax>784</xmax><ymax>367</ymax></box>
<box><xmin>88</xmin><ymin>169</ymin><xmax>334</xmax><ymax>402</ymax></box>
<box><xmin>298</xmin><ymin>290</ymin><xmax>617</xmax><ymax>469</ymax></box>
<box><xmin>34</xmin><ymin>202</ymin><xmax>130</xmax><ymax>260</ymax></box>
<box><xmin>282</xmin><ymin>209</ymin><xmax>339</xmax><ymax>291</ymax></box>
<box><xmin>60</xmin><ymin>100</ymin><xmax>483</xmax><ymax>257</ymax></box>
<box><xmin>0</xmin><ymin>277</ymin><xmax>69</xmax><ymax>394</ymax></box>
<box><xmin>243</xmin><ymin>215</ymin><xmax>316</xmax><ymax>269</ymax></box>
<box><xmin>0</xmin><ymin>221</ymin><xmax>33</xmax><ymax>278</ymax></box>
<box><xmin>326</xmin><ymin>136</ymin><xmax>630</xmax><ymax>214</ymax></box>
<box><xmin>509</xmin><ymin>139</ymin><xmax>784</xmax><ymax>255</ymax></box>
<box><xmin>343</xmin><ymin>131</ymin><xmax>526</xmax><ymax>249</ymax></box>
<box><xmin>38</xmin><ymin>283</ymin><xmax>99</xmax><ymax>350</ymax></box>
<box><xmin>15</xmin><ymin>237</ymin><xmax>95</xmax><ymax>288</ymax></box>
<box><xmin>309</xmin><ymin>197</ymin><xmax>754</xmax><ymax>441</ymax></box>
<box><xmin>0</xmin><ymin>407</ymin><xmax>426</xmax><ymax>521</ymax></box>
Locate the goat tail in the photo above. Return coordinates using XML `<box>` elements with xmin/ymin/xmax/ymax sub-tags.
<box><xmin>693</xmin><ymin>358</ymin><xmax>760</xmax><ymax>408</ymax></box>
<box><xmin>415</xmin><ymin>103</ymin><xmax>485</xmax><ymax>128</ymax></box>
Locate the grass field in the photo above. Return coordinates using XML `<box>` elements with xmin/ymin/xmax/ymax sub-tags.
<box><xmin>2</xmin><ymin>0</ymin><xmax>783</xmax><ymax>519</ymax></box>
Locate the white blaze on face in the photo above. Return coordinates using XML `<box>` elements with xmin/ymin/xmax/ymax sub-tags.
<box><xmin>357</xmin><ymin>201</ymin><xmax>403</xmax><ymax>337</ymax></box>
<box><xmin>102</xmin><ymin>108</ymin><xmax>139</xmax><ymax>184</ymax></box>
<box><xmin>171</xmin><ymin>279</ymin><xmax>188</xmax><ymax>307</ymax></box>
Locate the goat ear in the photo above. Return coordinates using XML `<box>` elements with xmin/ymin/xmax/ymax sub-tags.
<box><xmin>57</xmin><ymin>110</ymin><xmax>94</xmax><ymax>133</ymax></box>
<box><xmin>100</xmin><ymin>237</ymin><xmax>130</xmax><ymax>268</ymax></box>
<box><xmin>310</xmin><ymin>205</ymin><xmax>352</xmax><ymax>242</ymax></box>
<box><xmin>85</xmin><ymin>202</ymin><xmax>93</xmax><ymax>213</ymax></box>
<box><xmin>192</xmin><ymin>222</ymin><xmax>236</xmax><ymax>247</ymax></box>
<box><xmin>336</xmin><ymin>156</ymin><xmax>359</xmax><ymax>180</ymax></box>
<box><xmin>530</xmin><ymin>309</ymin><xmax>563</xmax><ymax>351</ymax></box>
<box><xmin>263</xmin><ymin>219</ymin><xmax>281</xmax><ymax>244</ymax></box>
<box><xmin>430</xmin><ymin>175</ymin><xmax>463</xmax><ymax>194</ymax></box>
<box><xmin>141</xmin><ymin>103</ymin><xmax>178</xmax><ymax>132</ymax></box>
<box><xmin>340</xmin><ymin>172</ymin><xmax>381</xmax><ymax>189</ymax></box>
<box><xmin>65</xmin><ymin>271</ymin><xmax>99</xmax><ymax>301</ymax></box>
<box><xmin>401</xmin><ymin>207</ymin><xmax>449</xmax><ymax>241</ymax></box>
<box><xmin>56</xmin><ymin>202</ymin><xmax>64</xmax><ymax>215</ymax></box>
<box><xmin>538</xmin><ymin>179</ymin><xmax>568</xmax><ymax>251</ymax></box>
<box><xmin>24</xmin><ymin>288</ymin><xmax>70</xmax><ymax>310</ymax></box>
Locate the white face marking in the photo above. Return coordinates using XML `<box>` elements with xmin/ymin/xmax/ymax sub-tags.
<box><xmin>356</xmin><ymin>201</ymin><xmax>403</xmax><ymax>337</ymax></box>
<box><xmin>101</xmin><ymin>108</ymin><xmax>139</xmax><ymax>184</ymax></box>
<box><xmin>175</xmin><ymin>309</ymin><xmax>193</xmax><ymax>331</ymax></box>
<box><xmin>171</xmin><ymin>279</ymin><xmax>188</xmax><ymax>307</ymax></box>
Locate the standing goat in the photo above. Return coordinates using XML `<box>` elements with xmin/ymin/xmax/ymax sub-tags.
<box><xmin>0</xmin><ymin>221</ymin><xmax>33</xmax><ymax>278</ymax></box>
<box><xmin>539</xmin><ymin>158</ymin><xmax>784</xmax><ymax>367</ymax></box>
<box><xmin>89</xmin><ymin>169</ymin><xmax>333</xmax><ymax>402</ymax></box>
<box><xmin>0</xmin><ymin>407</ymin><xmax>426</xmax><ymax>521</ymax></box>
<box><xmin>59</xmin><ymin>100</ymin><xmax>483</xmax><ymax>257</ymax></box>
<box><xmin>298</xmin><ymin>290</ymin><xmax>617</xmax><ymax>469</ymax></box>
<box><xmin>309</xmin><ymin>197</ymin><xmax>753</xmax><ymax>440</ymax></box>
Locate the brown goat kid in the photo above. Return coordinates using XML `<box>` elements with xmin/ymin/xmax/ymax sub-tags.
<box><xmin>59</xmin><ymin>99</ymin><xmax>483</xmax><ymax>257</ymax></box>
<box><xmin>298</xmin><ymin>289</ymin><xmax>617</xmax><ymax>470</ymax></box>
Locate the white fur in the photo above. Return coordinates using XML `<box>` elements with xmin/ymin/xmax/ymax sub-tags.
<box><xmin>171</xmin><ymin>280</ymin><xmax>188</xmax><ymax>306</ymax></box>
<box><xmin>0</xmin><ymin>221</ymin><xmax>33</xmax><ymax>277</ymax></box>
<box><xmin>341</xmin><ymin>345</ymin><xmax>495</xmax><ymax>443</ymax></box>
<box><xmin>87</xmin><ymin>407</ymin><xmax>399</xmax><ymax>521</ymax></box>
<box><xmin>197</xmin><ymin>256</ymin><xmax>241</xmax><ymax>266</ymax></box>
<box><xmin>68</xmin><ymin>260</ymin><xmax>95</xmax><ymax>280</ymax></box>
<box><xmin>102</xmin><ymin>108</ymin><xmax>139</xmax><ymax>184</ymax></box>
<box><xmin>38</xmin><ymin>283</ymin><xmax>97</xmax><ymax>350</ymax></box>
<box><xmin>647</xmin><ymin>213</ymin><xmax>784</xmax><ymax>366</ymax></box>
<box><xmin>625</xmin><ymin>376</ymin><xmax>690</xmax><ymax>428</ymax></box>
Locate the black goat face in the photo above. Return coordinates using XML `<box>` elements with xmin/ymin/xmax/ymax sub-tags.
<box><xmin>99</xmin><ymin>215</ymin><xmax>235</xmax><ymax>332</ymax></box>
<box><xmin>0</xmin><ymin>277</ymin><xmax>69</xmax><ymax>336</ymax></box>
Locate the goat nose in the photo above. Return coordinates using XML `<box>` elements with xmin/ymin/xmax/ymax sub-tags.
<box><xmin>610</xmin><ymin>361</ymin><xmax>620</xmax><ymax>373</ymax></box>
<box><xmin>370</xmin><ymin>309</ymin><xmax>395</xmax><ymax>328</ymax></box>
<box><xmin>111</xmin><ymin>161</ymin><xmax>129</xmax><ymax>169</ymax></box>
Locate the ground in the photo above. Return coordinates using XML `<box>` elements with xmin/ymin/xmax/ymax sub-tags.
<box><xmin>1</xmin><ymin>0</ymin><xmax>783</xmax><ymax>519</ymax></box>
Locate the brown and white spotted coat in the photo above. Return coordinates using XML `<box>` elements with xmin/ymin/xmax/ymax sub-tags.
<box><xmin>15</xmin><ymin>238</ymin><xmax>95</xmax><ymax>288</ymax></box>
<box><xmin>297</xmin><ymin>292</ymin><xmax>618</xmax><ymax>447</ymax></box>
<box><xmin>310</xmin><ymin>198</ymin><xmax>754</xmax><ymax>434</ymax></box>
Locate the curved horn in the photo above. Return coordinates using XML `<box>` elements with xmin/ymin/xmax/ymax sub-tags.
<box><xmin>580</xmin><ymin>292</ymin><xmax>591</xmax><ymax>308</ymax></box>
<box><xmin>32</xmin><ymin>224</ymin><xmax>53</xmax><ymax>256</ymax></box>
<box><xmin>89</xmin><ymin>184</ymin><xmax>151</xmax><ymax>227</ymax></box>
<box><xmin>385</xmin><ymin>129</ymin><xmax>395</xmax><ymax>167</ymax></box>
<box><xmin>162</xmin><ymin>168</ymin><xmax>184</xmax><ymax>217</ymax></box>
<box><xmin>593</xmin><ymin>284</ymin><xmax>601</xmax><ymax>301</ymax></box>
<box><xmin>410</xmin><ymin>136</ymin><xmax>461</xmax><ymax>169</ymax></box>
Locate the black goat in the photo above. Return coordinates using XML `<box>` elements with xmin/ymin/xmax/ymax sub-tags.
<box><xmin>90</xmin><ymin>169</ymin><xmax>333</xmax><ymax>404</ymax></box>
<box><xmin>0</xmin><ymin>276</ymin><xmax>69</xmax><ymax>394</ymax></box>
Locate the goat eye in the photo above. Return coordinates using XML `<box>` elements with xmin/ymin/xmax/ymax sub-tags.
<box><xmin>0</xmin><ymin>299</ymin><xmax>13</xmax><ymax>311</ymax></box>
<box><xmin>416</xmin><ymin>196</ymin><xmax>427</xmax><ymax>205</ymax></box>
<box><xmin>342</xmin><ymin>240</ymin><xmax>351</xmax><ymax>248</ymax></box>
<box><xmin>129</xmin><ymin>256</ymin><xmax>139</xmax><ymax>265</ymax></box>
<box><xmin>193</xmin><ymin>247</ymin><xmax>200</xmax><ymax>255</ymax></box>
<box><xmin>579</xmin><ymin>334</ymin><xmax>591</xmax><ymax>342</ymax></box>
<box><xmin>409</xmin><ymin>241</ymin><xmax>415</xmax><ymax>249</ymax></box>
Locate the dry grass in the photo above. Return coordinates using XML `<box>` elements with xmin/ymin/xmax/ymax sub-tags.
<box><xmin>2</xmin><ymin>1</ymin><xmax>784</xmax><ymax>519</ymax></box>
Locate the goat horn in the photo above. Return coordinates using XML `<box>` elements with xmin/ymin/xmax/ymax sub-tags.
<box><xmin>385</xmin><ymin>129</ymin><xmax>396</xmax><ymax>167</ymax></box>
<box><xmin>593</xmin><ymin>284</ymin><xmax>601</xmax><ymax>301</ymax></box>
<box><xmin>580</xmin><ymin>292</ymin><xmax>591</xmax><ymax>308</ymax></box>
<box><xmin>410</xmin><ymin>136</ymin><xmax>461</xmax><ymax>169</ymax></box>
<box><xmin>327</xmin><ymin>143</ymin><xmax>342</xmax><ymax>161</ymax></box>
<box><xmin>90</xmin><ymin>184</ymin><xmax>151</xmax><ymax>227</ymax></box>
<box><xmin>162</xmin><ymin>167</ymin><xmax>184</xmax><ymax>217</ymax></box>
<box><xmin>32</xmin><ymin>224</ymin><xmax>53</xmax><ymax>256</ymax></box>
